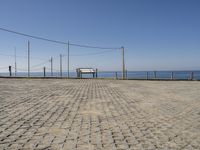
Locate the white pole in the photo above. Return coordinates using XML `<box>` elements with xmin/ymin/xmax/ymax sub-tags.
<box><xmin>68</xmin><ymin>41</ymin><xmax>70</xmax><ymax>78</ymax></box>
<box><xmin>28</xmin><ymin>41</ymin><xmax>30</xmax><ymax>77</ymax></box>
<box><xmin>122</xmin><ymin>46</ymin><xmax>125</xmax><ymax>79</ymax></box>
<box><xmin>50</xmin><ymin>57</ymin><xmax>53</xmax><ymax>77</ymax></box>
<box><xmin>60</xmin><ymin>54</ymin><xmax>62</xmax><ymax>77</ymax></box>
<box><xmin>14</xmin><ymin>47</ymin><xmax>17</xmax><ymax>76</ymax></box>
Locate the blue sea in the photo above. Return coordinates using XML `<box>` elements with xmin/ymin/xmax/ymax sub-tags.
<box><xmin>0</xmin><ymin>71</ymin><xmax>200</xmax><ymax>80</ymax></box>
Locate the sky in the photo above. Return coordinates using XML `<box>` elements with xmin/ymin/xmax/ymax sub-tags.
<box><xmin>0</xmin><ymin>0</ymin><xmax>200</xmax><ymax>72</ymax></box>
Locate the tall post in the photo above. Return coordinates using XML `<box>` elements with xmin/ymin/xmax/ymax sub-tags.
<box><xmin>122</xmin><ymin>46</ymin><xmax>125</xmax><ymax>79</ymax></box>
<box><xmin>50</xmin><ymin>57</ymin><xmax>53</xmax><ymax>77</ymax></box>
<box><xmin>67</xmin><ymin>41</ymin><xmax>70</xmax><ymax>78</ymax></box>
<box><xmin>28</xmin><ymin>41</ymin><xmax>30</xmax><ymax>77</ymax></box>
<box><xmin>60</xmin><ymin>54</ymin><xmax>62</xmax><ymax>77</ymax></box>
<box><xmin>14</xmin><ymin>47</ymin><xmax>17</xmax><ymax>76</ymax></box>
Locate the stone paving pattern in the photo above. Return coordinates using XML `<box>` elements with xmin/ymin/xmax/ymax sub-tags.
<box><xmin>0</xmin><ymin>78</ymin><xmax>200</xmax><ymax>150</ymax></box>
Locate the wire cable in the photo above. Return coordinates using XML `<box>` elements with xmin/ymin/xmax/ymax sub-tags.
<box><xmin>31</xmin><ymin>60</ymin><xmax>50</xmax><ymax>69</ymax></box>
<box><xmin>0</xmin><ymin>27</ymin><xmax>121</xmax><ymax>50</ymax></box>
<box><xmin>0</xmin><ymin>52</ymin><xmax>47</xmax><ymax>60</ymax></box>
<box><xmin>63</xmin><ymin>49</ymin><xmax>115</xmax><ymax>57</ymax></box>
<box><xmin>69</xmin><ymin>43</ymin><xmax>121</xmax><ymax>50</ymax></box>
<box><xmin>0</xmin><ymin>27</ymin><xmax>67</xmax><ymax>45</ymax></box>
<box><xmin>16</xmin><ymin>67</ymin><xmax>27</xmax><ymax>71</ymax></box>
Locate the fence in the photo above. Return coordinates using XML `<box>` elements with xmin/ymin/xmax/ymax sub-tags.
<box><xmin>126</xmin><ymin>71</ymin><xmax>200</xmax><ymax>80</ymax></box>
<box><xmin>0</xmin><ymin>68</ymin><xmax>200</xmax><ymax>80</ymax></box>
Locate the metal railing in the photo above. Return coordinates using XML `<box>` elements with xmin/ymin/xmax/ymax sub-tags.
<box><xmin>0</xmin><ymin>67</ymin><xmax>200</xmax><ymax>81</ymax></box>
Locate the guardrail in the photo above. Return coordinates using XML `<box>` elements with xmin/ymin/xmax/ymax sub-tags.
<box><xmin>0</xmin><ymin>70</ymin><xmax>200</xmax><ymax>80</ymax></box>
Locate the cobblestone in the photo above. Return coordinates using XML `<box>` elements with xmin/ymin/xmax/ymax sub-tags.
<box><xmin>0</xmin><ymin>79</ymin><xmax>200</xmax><ymax>149</ymax></box>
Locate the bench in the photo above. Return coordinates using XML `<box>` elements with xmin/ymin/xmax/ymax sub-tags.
<box><xmin>76</xmin><ymin>68</ymin><xmax>97</xmax><ymax>78</ymax></box>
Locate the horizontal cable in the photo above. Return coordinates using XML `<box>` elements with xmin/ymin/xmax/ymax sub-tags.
<box><xmin>66</xmin><ymin>49</ymin><xmax>115</xmax><ymax>57</ymax></box>
<box><xmin>69</xmin><ymin>43</ymin><xmax>121</xmax><ymax>50</ymax></box>
<box><xmin>31</xmin><ymin>60</ymin><xmax>50</xmax><ymax>69</ymax></box>
<box><xmin>16</xmin><ymin>67</ymin><xmax>27</xmax><ymax>71</ymax></box>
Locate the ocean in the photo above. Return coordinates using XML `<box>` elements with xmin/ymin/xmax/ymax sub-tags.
<box><xmin>0</xmin><ymin>71</ymin><xmax>200</xmax><ymax>80</ymax></box>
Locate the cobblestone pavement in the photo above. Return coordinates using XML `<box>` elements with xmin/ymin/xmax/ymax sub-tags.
<box><xmin>0</xmin><ymin>79</ymin><xmax>200</xmax><ymax>150</ymax></box>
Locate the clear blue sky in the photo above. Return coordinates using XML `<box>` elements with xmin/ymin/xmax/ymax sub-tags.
<box><xmin>0</xmin><ymin>0</ymin><xmax>200</xmax><ymax>72</ymax></box>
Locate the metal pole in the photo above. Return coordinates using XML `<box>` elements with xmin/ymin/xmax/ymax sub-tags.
<box><xmin>191</xmin><ymin>72</ymin><xmax>194</xmax><ymax>80</ymax></box>
<box><xmin>96</xmin><ymin>68</ymin><xmax>98</xmax><ymax>78</ymax></box>
<box><xmin>9</xmin><ymin>66</ymin><xmax>12</xmax><ymax>77</ymax></box>
<box><xmin>116</xmin><ymin>72</ymin><xmax>118</xmax><ymax>79</ymax></box>
<box><xmin>171</xmin><ymin>72</ymin><xmax>174</xmax><ymax>80</ymax></box>
<box><xmin>154</xmin><ymin>71</ymin><xmax>157</xmax><ymax>79</ymax></box>
<box><xmin>50</xmin><ymin>57</ymin><xmax>53</xmax><ymax>77</ymax></box>
<box><xmin>60</xmin><ymin>54</ymin><xmax>62</xmax><ymax>77</ymax></box>
<box><xmin>146</xmin><ymin>72</ymin><xmax>148</xmax><ymax>80</ymax></box>
<box><xmin>28</xmin><ymin>41</ymin><xmax>30</xmax><ymax>77</ymax></box>
<box><xmin>67</xmin><ymin>41</ymin><xmax>70</xmax><ymax>78</ymax></box>
<box><xmin>14</xmin><ymin>47</ymin><xmax>17</xmax><ymax>76</ymax></box>
<box><xmin>122</xmin><ymin>46</ymin><xmax>125</xmax><ymax>79</ymax></box>
<box><xmin>43</xmin><ymin>67</ymin><xmax>46</xmax><ymax>77</ymax></box>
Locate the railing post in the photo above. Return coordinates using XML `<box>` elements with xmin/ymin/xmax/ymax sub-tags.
<box><xmin>43</xmin><ymin>67</ymin><xmax>46</xmax><ymax>77</ymax></box>
<box><xmin>154</xmin><ymin>71</ymin><xmax>157</xmax><ymax>79</ymax></box>
<box><xmin>96</xmin><ymin>69</ymin><xmax>98</xmax><ymax>78</ymax></box>
<box><xmin>191</xmin><ymin>72</ymin><xmax>194</xmax><ymax>80</ymax></box>
<box><xmin>146</xmin><ymin>72</ymin><xmax>148</xmax><ymax>80</ymax></box>
<box><xmin>171</xmin><ymin>72</ymin><xmax>174</xmax><ymax>80</ymax></box>
<box><xmin>115</xmin><ymin>72</ymin><xmax>118</xmax><ymax>79</ymax></box>
<box><xmin>76</xmin><ymin>69</ymin><xmax>80</xmax><ymax>78</ymax></box>
<box><xmin>9</xmin><ymin>66</ymin><xmax>12</xmax><ymax>77</ymax></box>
